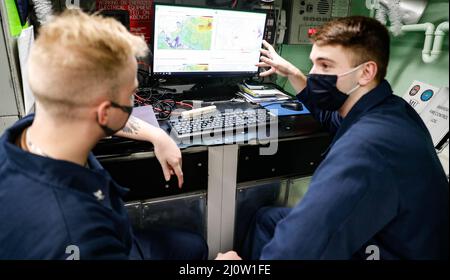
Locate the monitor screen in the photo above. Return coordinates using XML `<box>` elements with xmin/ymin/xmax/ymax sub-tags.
<box><xmin>152</xmin><ymin>4</ymin><xmax>267</xmax><ymax>78</ymax></box>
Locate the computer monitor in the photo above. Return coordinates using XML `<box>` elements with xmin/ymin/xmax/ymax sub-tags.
<box><xmin>152</xmin><ymin>4</ymin><xmax>267</xmax><ymax>78</ymax></box>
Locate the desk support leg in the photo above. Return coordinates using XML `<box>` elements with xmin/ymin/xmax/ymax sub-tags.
<box><xmin>207</xmin><ymin>145</ymin><xmax>238</xmax><ymax>259</ymax></box>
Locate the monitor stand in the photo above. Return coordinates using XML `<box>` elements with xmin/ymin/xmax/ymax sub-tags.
<box><xmin>180</xmin><ymin>83</ymin><xmax>240</xmax><ymax>102</ymax></box>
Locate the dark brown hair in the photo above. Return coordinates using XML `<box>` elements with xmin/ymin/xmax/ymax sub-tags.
<box><xmin>311</xmin><ymin>16</ymin><xmax>390</xmax><ymax>83</ymax></box>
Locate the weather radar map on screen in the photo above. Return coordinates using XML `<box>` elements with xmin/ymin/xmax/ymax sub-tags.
<box><xmin>152</xmin><ymin>4</ymin><xmax>267</xmax><ymax>77</ymax></box>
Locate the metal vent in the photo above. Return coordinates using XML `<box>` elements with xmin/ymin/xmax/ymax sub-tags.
<box><xmin>317</xmin><ymin>0</ymin><xmax>330</xmax><ymax>15</ymax></box>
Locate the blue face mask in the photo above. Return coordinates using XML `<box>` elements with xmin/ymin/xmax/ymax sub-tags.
<box><xmin>301</xmin><ymin>64</ymin><xmax>364</xmax><ymax>111</ymax></box>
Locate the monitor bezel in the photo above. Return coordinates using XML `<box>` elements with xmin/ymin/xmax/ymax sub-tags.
<box><xmin>151</xmin><ymin>3</ymin><xmax>267</xmax><ymax>79</ymax></box>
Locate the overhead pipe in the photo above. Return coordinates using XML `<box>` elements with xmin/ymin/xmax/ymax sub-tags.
<box><xmin>401</xmin><ymin>22</ymin><xmax>435</xmax><ymax>62</ymax></box>
<box><xmin>401</xmin><ymin>22</ymin><xmax>449</xmax><ymax>64</ymax></box>
<box><xmin>366</xmin><ymin>0</ymin><xmax>448</xmax><ymax>64</ymax></box>
<box><xmin>427</xmin><ymin>21</ymin><xmax>449</xmax><ymax>64</ymax></box>
<box><xmin>366</xmin><ymin>0</ymin><xmax>429</xmax><ymax>35</ymax></box>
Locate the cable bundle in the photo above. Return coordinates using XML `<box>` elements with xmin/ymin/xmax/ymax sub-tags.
<box><xmin>135</xmin><ymin>63</ymin><xmax>193</xmax><ymax>120</ymax></box>
<box><xmin>386</xmin><ymin>0</ymin><xmax>403</xmax><ymax>36</ymax></box>
<box><xmin>31</xmin><ymin>0</ymin><xmax>53</xmax><ymax>25</ymax></box>
<box><xmin>375</xmin><ymin>0</ymin><xmax>403</xmax><ymax>36</ymax></box>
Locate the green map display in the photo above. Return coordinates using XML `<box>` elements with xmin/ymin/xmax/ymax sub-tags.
<box><xmin>158</xmin><ymin>16</ymin><xmax>213</xmax><ymax>50</ymax></box>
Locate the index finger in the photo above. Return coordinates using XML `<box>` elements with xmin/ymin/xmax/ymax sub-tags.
<box><xmin>259</xmin><ymin>68</ymin><xmax>276</xmax><ymax>77</ymax></box>
<box><xmin>173</xmin><ymin>164</ymin><xmax>184</xmax><ymax>188</ymax></box>
<box><xmin>260</xmin><ymin>49</ymin><xmax>272</xmax><ymax>59</ymax></box>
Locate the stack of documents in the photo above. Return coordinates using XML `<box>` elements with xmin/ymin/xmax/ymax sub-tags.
<box><xmin>237</xmin><ymin>83</ymin><xmax>290</xmax><ymax>103</ymax></box>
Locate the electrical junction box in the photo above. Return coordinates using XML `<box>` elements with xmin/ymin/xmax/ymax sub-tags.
<box><xmin>284</xmin><ymin>0</ymin><xmax>351</xmax><ymax>44</ymax></box>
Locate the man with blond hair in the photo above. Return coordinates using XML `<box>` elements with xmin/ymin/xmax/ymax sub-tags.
<box><xmin>0</xmin><ymin>10</ymin><xmax>207</xmax><ymax>259</ymax></box>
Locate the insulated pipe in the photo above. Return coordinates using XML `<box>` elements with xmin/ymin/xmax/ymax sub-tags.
<box><xmin>401</xmin><ymin>23</ymin><xmax>436</xmax><ymax>63</ymax></box>
<box><xmin>31</xmin><ymin>0</ymin><xmax>53</xmax><ymax>25</ymax></box>
<box><xmin>366</xmin><ymin>0</ymin><xmax>380</xmax><ymax>19</ymax></box>
<box><xmin>385</xmin><ymin>0</ymin><xmax>403</xmax><ymax>36</ymax></box>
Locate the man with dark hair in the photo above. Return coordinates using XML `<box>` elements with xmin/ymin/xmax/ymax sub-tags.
<box><xmin>216</xmin><ymin>16</ymin><xmax>448</xmax><ymax>260</ymax></box>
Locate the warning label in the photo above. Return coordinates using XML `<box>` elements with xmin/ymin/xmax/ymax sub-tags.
<box><xmin>96</xmin><ymin>0</ymin><xmax>154</xmax><ymax>43</ymax></box>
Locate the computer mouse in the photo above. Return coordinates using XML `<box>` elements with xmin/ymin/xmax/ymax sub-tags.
<box><xmin>281</xmin><ymin>102</ymin><xmax>303</xmax><ymax>111</ymax></box>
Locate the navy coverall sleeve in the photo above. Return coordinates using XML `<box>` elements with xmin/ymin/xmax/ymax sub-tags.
<box><xmin>73</xmin><ymin>227</ymin><xmax>131</xmax><ymax>260</ymax></box>
<box><xmin>297</xmin><ymin>90</ymin><xmax>343</xmax><ymax>134</ymax></box>
<box><xmin>260</xmin><ymin>137</ymin><xmax>399</xmax><ymax>259</ymax></box>
<box><xmin>59</xmin><ymin>197</ymin><xmax>133</xmax><ymax>260</ymax></box>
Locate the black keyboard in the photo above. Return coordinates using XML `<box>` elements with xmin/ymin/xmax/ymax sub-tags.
<box><xmin>169</xmin><ymin>109</ymin><xmax>277</xmax><ymax>138</ymax></box>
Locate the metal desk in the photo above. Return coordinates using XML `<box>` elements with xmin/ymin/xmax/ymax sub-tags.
<box><xmin>93</xmin><ymin>106</ymin><xmax>331</xmax><ymax>258</ymax></box>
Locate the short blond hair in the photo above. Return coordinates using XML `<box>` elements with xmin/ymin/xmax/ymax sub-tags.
<box><xmin>28</xmin><ymin>9</ymin><xmax>148</xmax><ymax>117</ymax></box>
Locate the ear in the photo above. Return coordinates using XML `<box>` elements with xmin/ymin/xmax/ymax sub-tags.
<box><xmin>359</xmin><ymin>61</ymin><xmax>378</xmax><ymax>86</ymax></box>
<box><xmin>96</xmin><ymin>100</ymin><xmax>112</xmax><ymax>126</ymax></box>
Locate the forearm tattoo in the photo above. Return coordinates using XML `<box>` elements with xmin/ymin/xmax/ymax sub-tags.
<box><xmin>122</xmin><ymin>117</ymin><xmax>141</xmax><ymax>135</ymax></box>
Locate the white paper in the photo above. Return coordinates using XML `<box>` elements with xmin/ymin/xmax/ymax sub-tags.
<box><xmin>131</xmin><ymin>105</ymin><xmax>160</xmax><ymax>128</ymax></box>
<box><xmin>419</xmin><ymin>87</ymin><xmax>449</xmax><ymax>147</ymax></box>
<box><xmin>17</xmin><ymin>26</ymin><xmax>35</xmax><ymax>115</ymax></box>
<box><xmin>252</xmin><ymin>88</ymin><xmax>288</xmax><ymax>97</ymax></box>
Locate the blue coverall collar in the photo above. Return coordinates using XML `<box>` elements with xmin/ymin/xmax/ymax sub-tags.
<box><xmin>1</xmin><ymin>114</ymin><xmax>129</xmax><ymax>206</ymax></box>
<box><xmin>322</xmin><ymin>80</ymin><xmax>393</xmax><ymax>157</ymax></box>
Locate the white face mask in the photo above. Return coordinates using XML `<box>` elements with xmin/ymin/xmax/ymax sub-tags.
<box><xmin>336</xmin><ymin>63</ymin><xmax>365</xmax><ymax>96</ymax></box>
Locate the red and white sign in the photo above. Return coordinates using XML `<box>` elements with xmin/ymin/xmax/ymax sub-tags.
<box><xmin>96</xmin><ymin>0</ymin><xmax>154</xmax><ymax>44</ymax></box>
